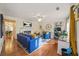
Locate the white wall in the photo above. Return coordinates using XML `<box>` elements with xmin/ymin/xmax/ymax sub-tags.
<box><xmin>76</xmin><ymin>21</ymin><xmax>79</xmax><ymax>55</ymax></box>
<box><xmin>4</xmin><ymin>15</ymin><xmax>67</xmax><ymax>39</ymax></box>
<box><xmin>41</xmin><ymin>18</ymin><xmax>67</xmax><ymax>38</ymax></box>
<box><xmin>4</xmin><ymin>15</ymin><xmax>40</xmax><ymax>34</ymax></box>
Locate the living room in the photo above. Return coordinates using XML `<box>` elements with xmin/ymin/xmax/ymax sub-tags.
<box><xmin>0</xmin><ymin>3</ymin><xmax>79</xmax><ymax>56</ymax></box>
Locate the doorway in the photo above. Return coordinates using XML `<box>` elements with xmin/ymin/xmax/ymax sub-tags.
<box><xmin>3</xmin><ymin>19</ymin><xmax>16</xmax><ymax>55</ymax></box>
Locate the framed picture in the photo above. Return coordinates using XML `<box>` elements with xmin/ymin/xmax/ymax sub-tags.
<box><xmin>23</xmin><ymin>21</ymin><xmax>32</xmax><ymax>27</ymax></box>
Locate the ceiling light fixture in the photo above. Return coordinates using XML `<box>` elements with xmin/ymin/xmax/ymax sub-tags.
<box><xmin>38</xmin><ymin>18</ymin><xmax>42</xmax><ymax>22</ymax></box>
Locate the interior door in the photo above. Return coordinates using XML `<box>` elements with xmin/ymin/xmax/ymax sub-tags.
<box><xmin>0</xmin><ymin>14</ymin><xmax>3</xmax><ymax>38</ymax></box>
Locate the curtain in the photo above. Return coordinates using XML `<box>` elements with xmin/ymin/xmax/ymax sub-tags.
<box><xmin>70</xmin><ymin>5</ymin><xmax>78</xmax><ymax>56</ymax></box>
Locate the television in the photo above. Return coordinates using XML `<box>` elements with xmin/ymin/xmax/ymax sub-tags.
<box><xmin>56</xmin><ymin>27</ymin><xmax>61</xmax><ymax>31</ymax></box>
<box><xmin>0</xmin><ymin>14</ymin><xmax>3</xmax><ymax>38</ymax></box>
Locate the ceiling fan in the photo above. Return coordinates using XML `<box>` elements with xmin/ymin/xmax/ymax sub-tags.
<box><xmin>32</xmin><ymin>14</ymin><xmax>46</xmax><ymax>22</ymax></box>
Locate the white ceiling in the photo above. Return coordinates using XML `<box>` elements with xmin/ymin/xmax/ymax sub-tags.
<box><xmin>0</xmin><ymin>3</ymin><xmax>73</xmax><ymax>21</ymax></box>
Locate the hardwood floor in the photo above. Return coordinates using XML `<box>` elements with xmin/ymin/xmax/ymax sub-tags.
<box><xmin>1</xmin><ymin>39</ymin><xmax>59</xmax><ymax>56</ymax></box>
<box><xmin>29</xmin><ymin>39</ymin><xmax>58</xmax><ymax>56</ymax></box>
<box><xmin>1</xmin><ymin>39</ymin><xmax>28</xmax><ymax>56</ymax></box>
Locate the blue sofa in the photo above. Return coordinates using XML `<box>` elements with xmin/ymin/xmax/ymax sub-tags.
<box><xmin>17</xmin><ymin>33</ymin><xmax>39</xmax><ymax>53</ymax></box>
<box><xmin>43</xmin><ymin>32</ymin><xmax>51</xmax><ymax>39</ymax></box>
